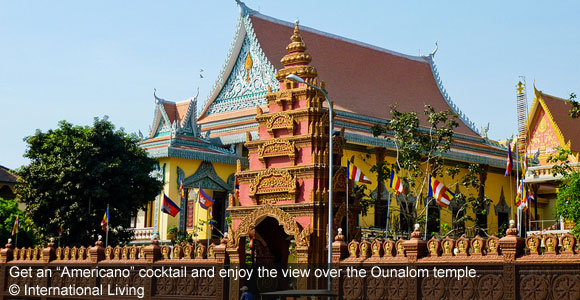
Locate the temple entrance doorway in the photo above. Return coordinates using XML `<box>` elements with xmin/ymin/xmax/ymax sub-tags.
<box><xmin>248</xmin><ymin>216</ymin><xmax>291</xmax><ymax>294</ymax></box>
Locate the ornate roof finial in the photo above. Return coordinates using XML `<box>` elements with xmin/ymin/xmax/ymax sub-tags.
<box><xmin>429</xmin><ymin>41</ymin><xmax>438</xmax><ymax>57</ymax></box>
<box><xmin>276</xmin><ymin>18</ymin><xmax>317</xmax><ymax>81</ymax></box>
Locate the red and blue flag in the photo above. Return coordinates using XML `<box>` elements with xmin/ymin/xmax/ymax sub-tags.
<box><xmin>161</xmin><ymin>194</ymin><xmax>181</xmax><ymax>217</ymax></box>
<box><xmin>198</xmin><ymin>188</ymin><xmax>215</xmax><ymax>210</ymax></box>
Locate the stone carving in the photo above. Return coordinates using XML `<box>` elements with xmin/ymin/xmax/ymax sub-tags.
<box><xmin>544</xmin><ymin>234</ymin><xmax>558</xmax><ymax>255</ymax></box>
<box><xmin>257</xmin><ymin>140</ymin><xmax>296</xmax><ymax>166</ymax></box>
<box><xmin>526</xmin><ymin>235</ymin><xmax>541</xmax><ymax>255</ymax></box>
<box><xmin>456</xmin><ymin>235</ymin><xmax>470</xmax><ymax>256</ymax></box>
<box><xmin>520</xmin><ymin>275</ymin><xmax>548</xmax><ymax>300</ymax></box>
<box><xmin>371</xmin><ymin>239</ymin><xmax>383</xmax><ymax>257</ymax></box>
<box><xmin>395</xmin><ymin>239</ymin><xmax>406</xmax><ymax>257</ymax></box>
<box><xmin>348</xmin><ymin>240</ymin><xmax>359</xmax><ymax>258</ymax></box>
<box><xmin>442</xmin><ymin>237</ymin><xmax>455</xmax><ymax>256</ymax></box>
<box><xmin>359</xmin><ymin>239</ymin><xmax>371</xmax><ymax>258</ymax></box>
<box><xmin>332</xmin><ymin>167</ymin><xmax>347</xmax><ymax>192</ymax></box>
<box><xmin>421</xmin><ymin>277</ymin><xmax>445</xmax><ymax>299</ymax></box>
<box><xmin>229</xmin><ymin>204</ymin><xmax>307</xmax><ymax>248</ymax></box>
<box><xmin>249</xmin><ymin>168</ymin><xmax>296</xmax><ymax>198</ymax></box>
<box><xmin>478</xmin><ymin>275</ymin><xmax>504</xmax><ymax>300</ymax></box>
<box><xmin>427</xmin><ymin>237</ymin><xmax>440</xmax><ymax>256</ymax></box>
<box><xmin>383</xmin><ymin>239</ymin><xmax>395</xmax><ymax>257</ymax></box>
<box><xmin>266</xmin><ymin>112</ymin><xmax>295</xmax><ymax>136</ymax></box>
<box><xmin>471</xmin><ymin>235</ymin><xmax>484</xmax><ymax>255</ymax></box>
<box><xmin>487</xmin><ymin>236</ymin><xmax>499</xmax><ymax>255</ymax></box>
<box><xmin>560</xmin><ymin>233</ymin><xmax>576</xmax><ymax>254</ymax></box>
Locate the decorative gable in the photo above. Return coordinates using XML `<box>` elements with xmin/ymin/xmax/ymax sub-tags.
<box><xmin>204</xmin><ymin>15</ymin><xmax>279</xmax><ymax>116</ymax></box>
<box><xmin>529</xmin><ymin>107</ymin><xmax>561</xmax><ymax>155</ymax></box>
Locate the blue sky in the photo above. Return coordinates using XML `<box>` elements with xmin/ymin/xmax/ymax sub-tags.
<box><xmin>1</xmin><ymin>1</ymin><xmax>578</xmax><ymax>169</ymax></box>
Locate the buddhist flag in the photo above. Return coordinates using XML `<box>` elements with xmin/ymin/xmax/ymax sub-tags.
<box><xmin>428</xmin><ymin>176</ymin><xmax>455</xmax><ymax>208</ymax></box>
<box><xmin>11</xmin><ymin>216</ymin><xmax>19</xmax><ymax>236</ymax></box>
<box><xmin>346</xmin><ymin>160</ymin><xmax>371</xmax><ymax>184</ymax></box>
<box><xmin>161</xmin><ymin>194</ymin><xmax>181</xmax><ymax>217</ymax></box>
<box><xmin>515</xmin><ymin>180</ymin><xmax>523</xmax><ymax>208</ymax></box>
<box><xmin>179</xmin><ymin>173</ymin><xmax>185</xmax><ymax>199</ymax></box>
<box><xmin>389</xmin><ymin>169</ymin><xmax>404</xmax><ymax>195</ymax></box>
<box><xmin>505</xmin><ymin>143</ymin><xmax>513</xmax><ymax>176</ymax></box>
<box><xmin>198</xmin><ymin>188</ymin><xmax>215</xmax><ymax>210</ymax></box>
<box><xmin>58</xmin><ymin>225</ymin><xmax>63</xmax><ymax>236</ymax></box>
<box><xmin>101</xmin><ymin>207</ymin><xmax>109</xmax><ymax>232</ymax></box>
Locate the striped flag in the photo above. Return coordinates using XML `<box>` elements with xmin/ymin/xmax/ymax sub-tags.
<box><xmin>101</xmin><ymin>207</ymin><xmax>109</xmax><ymax>232</ymax></box>
<box><xmin>505</xmin><ymin>143</ymin><xmax>513</xmax><ymax>176</ymax></box>
<box><xmin>179</xmin><ymin>173</ymin><xmax>185</xmax><ymax>199</ymax></box>
<box><xmin>515</xmin><ymin>180</ymin><xmax>523</xmax><ymax>208</ymax></box>
<box><xmin>346</xmin><ymin>161</ymin><xmax>371</xmax><ymax>184</ymax></box>
<box><xmin>11</xmin><ymin>216</ymin><xmax>19</xmax><ymax>236</ymax></box>
<box><xmin>389</xmin><ymin>169</ymin><xmax>404</xmax><ymax>195</ymax></box>
<box><xmin>428</xmin><ymin>176</ymin><xmax>455</xmax><ymax>208</ymax></box>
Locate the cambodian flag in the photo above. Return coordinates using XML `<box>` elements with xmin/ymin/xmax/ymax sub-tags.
<box><xmin>235</xmin><ymin>177</ymin><xmax>240</xmax><ymax>199</ymax></box>
<box><xmin>505</xmin><ymin>143</ymin><xmax>513</xmax><ymax>176</ymax></box>
<box><xmin>161</xmin><ymin>194</ymin><xmax>181</xmax><ymax>217</ymax></box>
<box><xmin>198</xmin><ymin>188</ymin><xmax>215</xmax><ymax>210</ymax></box>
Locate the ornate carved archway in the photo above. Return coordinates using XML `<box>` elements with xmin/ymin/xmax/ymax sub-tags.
<box><xmin>227</xmin><ymin>204</ymin><xmax>311</xmax><ymax>248</ymax></box>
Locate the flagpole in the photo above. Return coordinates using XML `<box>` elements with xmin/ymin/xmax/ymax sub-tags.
<box><xmin>346</xmin><ymin>175</ymin><xmax>349</xmax><ymax>242</ymax></box>
<box><xmin>15</xmin><ymin>230</ymin><xmax>18</xmax><ymax>249</ymax></box>
<box><xmin>207</xmin><ymin>207</ymin><xmax>211</xmax><ymax>257</ymax></box>
<box><xmin>424</xmin><ymin>196</ymin><xmax>429</xmax><ymax>240</ymax></box>
<box><xmin>105</xmin><ymin>204</ymin><xmax>109</xmax><ymax>248</ymax></box>
<box><xmin>194</xmin><ymin>184</ymin><xmax>200</xmax><ymax>252</ymax></box>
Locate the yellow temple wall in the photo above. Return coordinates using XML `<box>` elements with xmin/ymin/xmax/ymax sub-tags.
<box><xmin>342</xmin><ymin>147</ymin><xmax>517</xmax><ymax>236</ymax></box>
<box><xmin>156</xmin><ymin>157</ymin><xmax>236</xmax><ymax>241</ymax></box>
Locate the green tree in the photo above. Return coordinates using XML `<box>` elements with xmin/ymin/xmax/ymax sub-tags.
<box><xmin>554</xmin><ymin>172</ymin><xmax>580</xmax><ymax>234</ymax></box>
<box><xmin>367</xmin><ymin>105</ymin><xmax>491</xmax><ymax>237</ymax></box>
<box><xmin>0</xmin><ymin>197</ymin><xmax>36</xmax><ymax>247</ymax></box>
<box><xmin>549</xmin><ymin>92</ymin><xmax>580</xmax><ymax>233</ymax></box>
<box><xmin>568</xmin><ymin>93</ymin><xmax>579</xmax><ymax>119</ymax></box>
<box><xmin>16</xmin><ymin>117</ymin><xmax>163</xmax><ymax>246</ymax></box>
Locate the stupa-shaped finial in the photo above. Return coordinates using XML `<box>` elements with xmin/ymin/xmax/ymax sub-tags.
<box><xmin>276</xmin><ymin>19</ymin><xmax>317</xmax><ymax>82</ymax></box>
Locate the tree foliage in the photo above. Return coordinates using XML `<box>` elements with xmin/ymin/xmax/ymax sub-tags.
<box><xmin>568</xmin><ymin>92</ymin><xmax>579</xmax><ymax>119</ymax></box>
<box><xmin>16</xmin><ymin>118</ymin><xmax>163</xmax><ymax>246</ymax></box>
<box><xmin>554</xmin><ymin>171</ymin><xmax>580</xmax><ymax>234</ymax></box>
<box><xmin>0</xmin><ymin>197</ymin><xmax>36</xmax><ymax>247</ymax></box>
<box><xmin>366</xmin><ymin>105</ymin><xmax>491</xmax><ymax>237</ymax></box>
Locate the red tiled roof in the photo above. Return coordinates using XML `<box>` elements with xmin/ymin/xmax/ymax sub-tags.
<box><xmin>250</xmin><ymin>14</ymin><xmax>479</xmax><ymax>136</ymax></box>
<box><xmin>539</xmin><ymin>91</ymin><xmax>580</xmax><ymax>152</ymax></box>
<box><xmin>161</xmin><ymin>101</ymin><xmax>192</xmax><ymax>127</ymax></box>
<box><xmin>162</xmin><ymin>102</ymin><xmax>177</xmax><ymax>124</ymax></box>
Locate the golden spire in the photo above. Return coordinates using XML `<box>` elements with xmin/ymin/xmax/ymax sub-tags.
<box><xmin>276</xmin><ymin>20</ymin><xmax>317</xmax><ymax>81</ymax></box>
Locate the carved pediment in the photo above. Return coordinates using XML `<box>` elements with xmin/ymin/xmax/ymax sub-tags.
<box><xmin>258</xmin><ymin>139</ymin><xmax>296</xmax><ymax>166</ymax></box>
<box><xmin>266</xmin><ymin>112</ymin><xmax>295</xmax><ymax>136</ymax></box>
<box><xmin>332</xmin><ymin>167</ymin><xmax>347</xmax><ymax>192</ymax></box>
<box><xmin>274</xmin><ymin>90</ymin><xmax>295</xmax><ymax>106</ymax></box>
<box><xmin>249</xmin><ymin>169</ymin><xmax>297</xmax><ymax>199</ymax></box>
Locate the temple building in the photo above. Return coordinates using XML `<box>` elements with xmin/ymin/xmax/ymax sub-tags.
<box><xmin>0</xmin><ymin>165</ymin><xmax>18</xmax><ymax>202</ymax></box>
<box><xmin>523</xmin><ymin>86</ymin><xmax>580</xmax><ymax>235</ymax></box>
<box><xmin>134</xmin><ymin>2</ymin><xmax>516</xmax><ymax>243</ymax></box>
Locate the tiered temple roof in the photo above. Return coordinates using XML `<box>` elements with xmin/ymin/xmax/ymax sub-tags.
<box><xmin>140</xmin><ymin>91</ymin><xmax>242</xmax><ymax>165</ymax></box>
<box><xmin>197</xmin><ymin>1</ymin><xmax>510</xmax><ymax>169</ymax></box>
